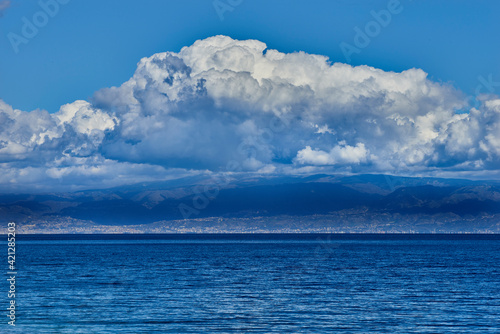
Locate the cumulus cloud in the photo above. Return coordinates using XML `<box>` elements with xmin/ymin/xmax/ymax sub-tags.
<box><xmin>1</xmin><ymin>35</ymin><xmax>499</xmax><ymax>192</ymax></box>
<box><xmin>295</xmin><ymin>143</ymin><xmax>369</xmax><ymax>165</ymax></box>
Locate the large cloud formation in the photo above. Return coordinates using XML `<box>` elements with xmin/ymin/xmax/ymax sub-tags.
<box><xmin>1</xmin><ymin>35</ymin><xmax>499</xmax><ymax>192</ymax></box>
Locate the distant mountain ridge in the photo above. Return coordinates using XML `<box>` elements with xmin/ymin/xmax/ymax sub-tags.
<box><xmin>1</xmin><ymin>174</ymin><xmax>500</xmax><ymax>232</ymax></box>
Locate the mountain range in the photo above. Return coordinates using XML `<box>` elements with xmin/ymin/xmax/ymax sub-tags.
<box><xmin>1</xmin><ymin>174</ymin><xmax>499</xmax><ymax>233</ymax></box>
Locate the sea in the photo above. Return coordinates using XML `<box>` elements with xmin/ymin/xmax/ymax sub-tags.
<box><xmin>5</xmin><ymin>234</ymin><xmax>500</xmax><ymax>333</ymax></box>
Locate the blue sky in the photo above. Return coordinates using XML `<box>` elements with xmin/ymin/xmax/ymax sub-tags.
<box><xmin>0</xmin><ymin>0</ymin><xmax>500</xmax><ymax>192</ymax></box>
<box><xmin>1</xmin><ymin>0</ymin><xmax>499</xmax><ymax>113</ymax></box>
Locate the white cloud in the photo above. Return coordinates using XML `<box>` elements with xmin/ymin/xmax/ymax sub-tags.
<box><xmin>0</xmin><ymin>35</ymin><xmax>499</xmax><ymax>191</ymax></box>
<box><xmin>56</xmin><ymin>100</ymin><xmax>118</xmax><ymax>135</ymax></box>
<box><xmin>295</xmin><ymin>143</ymin><xmax>369</xmax><ymax>165</ymax></box>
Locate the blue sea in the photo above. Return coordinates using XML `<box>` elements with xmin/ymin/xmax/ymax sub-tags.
<box><xmin>6</xmin><ymin>234</ymin><xmax>500</xmax><ymax>333</ymax></box>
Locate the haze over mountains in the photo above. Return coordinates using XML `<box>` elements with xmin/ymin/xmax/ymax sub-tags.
<box><xmin>2</xmin><ymin>174</ymin><xmax>499</xmax><ymax>233</ymax></box>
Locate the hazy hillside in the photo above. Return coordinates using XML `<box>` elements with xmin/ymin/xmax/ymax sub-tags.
<box><xmin>1</xmin><ymin>174</ymin><xmax>499</xmax><ymax>232</ymax></box>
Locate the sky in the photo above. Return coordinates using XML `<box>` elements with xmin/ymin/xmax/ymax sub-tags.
<box><xmin>1</xmin><ymin>0</ymin><xmax>499</xmax><ymax>113</ymax></box>
<box><xmin>0</xmin><ymin>0</ymin><xmax>499</xmax><ymax>192</ymax></box>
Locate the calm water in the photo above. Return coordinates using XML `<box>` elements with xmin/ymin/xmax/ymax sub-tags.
<box><xmin>5</xmin><ymin>234</ymin><xmax>500</xmax><ymax>333</ymax></box>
